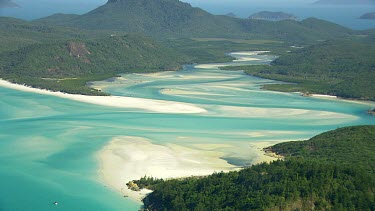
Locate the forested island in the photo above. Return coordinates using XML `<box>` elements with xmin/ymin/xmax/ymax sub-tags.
<box><xmin>132</xmin><ymin>126</ymin><xmax>375</xmax><ymax>210</ymax></box>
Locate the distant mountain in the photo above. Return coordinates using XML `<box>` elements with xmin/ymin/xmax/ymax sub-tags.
<box><xmin>249</xmin><ymin>11</ymin><xmax>297</xmax><ymax>21</ymax></box>
<box><xmin>36</xmin><ymin>0</ymin><xmax>237</xmax><ymax>38</ymax></box>
<box><xmin>360</xmin><ymin>12</ymin><xmax>375</xmax><ymax>20</ymax></box>
<box><xmin>225</xmin><ymin>12</ymin><xmax>237</xmax><ymax>18</ymax></box>
<box><xmin>0</xmin><ymin>0</ymin><xmax>20</xmax><ymax>8</ymax></box>
<box><xmin>35</xmin><ymin>0</ymin><xmax>354</xmax><ymax>43</ymax></box>
<box><xmin>313</xmin><ymin>0</ymin><xmax>375</xmax><ymax>5</ymax></box>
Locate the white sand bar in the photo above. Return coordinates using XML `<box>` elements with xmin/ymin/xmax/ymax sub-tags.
<box><xmin>0</xmin><ymin>79</ymin><xmax>206</xmax><ymax>114</ymax></box>
<box><xmin>97</xmin><ymin>136</ymin><xmax>238</xmax><ymax>202</ymax></box>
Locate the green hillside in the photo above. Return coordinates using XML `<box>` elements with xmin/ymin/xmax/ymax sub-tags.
<box><xmin>269</xmin><ymin>126</ymin><xmax>375</xmax><ymax>173</ymax></box>
<box><xmin>222</xmin><ymin>39</ymin><xmax>375</xmax><ymax>100</ymax></box>
<box><xmin>0</xmin><ymin>17</ymin><xmax>85</xmax><ymax>53</ymax></box>
<box><xmin>0</xmin><ymin>0</ymin><xmax>371</xmax><ymax>97</ymax></box>
<box><xmin>35</xmin><ymin>0</ymin><xmax>355</xmax><ymax>43</ymax></box>
<box><xmin>0</xmin><ymin>34</ymin><xmax>186</xmax><ymax>95</ymax></box>
<box><xmin>132</xmin><ymin>126</ymin><xmax>375</xmax><ymax>210</ymax></box>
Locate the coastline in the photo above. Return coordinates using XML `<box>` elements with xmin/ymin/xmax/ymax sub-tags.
<box><xmin>238</xmin><ymin>71</ymin><xmax>375</xmax><ymax>108</ymax></box>
<box><xmin>305</xmin><ymin>92</ymin><xmax>375</xmax><ymax>107</ymax></box>
<box><xmin>97</xmin><ymin>137</ymin><xmax>284</xmax><ymax>202</ymax></box>
<box><xmin>97</xmin><ymin>136</ymin><xmax>242</xmax><ymax>202</ymax></box>
<box><xmin>0</xmin><ymin>79</ymin><xmax>206</xmax><ymax>114</ymax></box>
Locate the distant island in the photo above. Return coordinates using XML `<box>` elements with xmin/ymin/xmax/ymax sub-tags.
<box><xmin>0</xmin><ymin>0</ymin><xmax>20</xmax><ymax>8</ymax></box>
<box><xmin>360</xmin><ymin>12</ymin><xmax>375</xmax><ymax>20</ymax></box>
<box><xmin>313</xmin><ymin>0</ymin><xmax>375</xmax><ymax>5</ymax></box>
<box><xmin>249</xmin><ymin>11</ymin><xmax>297</xmax><ymax>21</ymax></box>
<box><xmin>225</xmin><ymin>12</ymin><xmax>237</xmax><ymax>18</ymax></box>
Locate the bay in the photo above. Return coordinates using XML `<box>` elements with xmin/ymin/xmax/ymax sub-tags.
<box><xmin>0</xmin><ymin>52</ymin><xmax>374</xmax><ymax>210</ymax></box>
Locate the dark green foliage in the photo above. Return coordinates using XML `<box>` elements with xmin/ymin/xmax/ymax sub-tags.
<box><xmin>135</xmin><ymin>126</ymin><xmax>375</xmax><ymax>210</ymax></box>
<box><xmin>270</xmin><ymin>125</ymin><xmax>375</xmax><ymax>173</ymax></box>
<box><xmin>131</xmin><ymin>176</ymin><xmax>164</xmax><ymax>190</ymax></box>
<box><xmin>0</xmin><ymin>34</ymin><xmax>187</xmax><ymax>95</ymax></box>
<box><xmin>0</xmin><ymin>17</ymin><xmax>84</xmax><ymax>53</ymax></box>
<box><xmin>221</xmin><ymin>39</ymin><xmax>375</xmax><ymax>100</ymax></box>
<box><xmin>1</xmin><ymin>34</ymin><xmax>183</xmax><ymax>77</ymax></box>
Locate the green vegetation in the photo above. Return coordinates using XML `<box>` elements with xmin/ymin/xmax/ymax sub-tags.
<box><xmin>249</xmin><ymin>11</ymin><xmax>297</xmax><ymax>21</ymax></box>
<box><xmin>0</xmin><ymin>34</ymin><xmax>187</xmax><ymax>95</ymax></box>
<box><xmin>0</xmin><ymin>0</ymin><xmax>373</xmax><ymax>97</ymax></box>
<box><xmin>269</xmin><ymin>126</ymin><xmax>375</xmax><ymax>173</ymax></box>
<box><xmin>163</xmin><ymin>38</ymin><xmax>288</xmax><ymax>64</ymax></box>
<box><xmin>133</xmin><ymin>126</ymin><xmax>375</xmax><ymax>210</ymax></box>
<box><xmin>0</xmin><ymin>17</ymin><xmax>84</xmax><ymax>53</ymax></box>
<box><xmin>35</xmin><ymin>0</ymin><xmax>356</xmax><ymax>44</ymax></box>
<box><xmin>221</xmin><ymin>39</ymin><xmax>375</xmax><ymax>100</ymax></box>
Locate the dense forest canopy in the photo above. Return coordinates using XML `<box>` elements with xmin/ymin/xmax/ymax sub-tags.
<box><xmin>133</xmin><ymin>126</ymin><xmax>375</xmax><ymax>210</ymax></box>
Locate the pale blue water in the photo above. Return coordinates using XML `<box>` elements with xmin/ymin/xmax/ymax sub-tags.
<box><xmin>0</xmin><ymin>52</ymin><xmax>374</xmax><ymax>210</ymax></box>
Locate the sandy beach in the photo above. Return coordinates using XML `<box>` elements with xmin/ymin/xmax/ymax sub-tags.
<box><xmin>194</xmin><ymin>64</ymin><xmax>228</xmax><ymax>69</ymax></box>
<box><xmin>97</xmin><ymin>136</ymin><xmax>285</xmax><ymax>202</ymax></box>
<box><xmin>298</xmin><ymin>92</ymin><xmax>375</xmax><ymax>107</ymax></box>
<box><xmin>97</xmin><ymin>136</ymin><xmax>240</xmax><ymax>202</ymax></box>
<box><xmin>311</xmin><ymin>94</ymin><xmax>338</xmax><ymax>99</ymax></box>
<box><xmin>229</xmin><ymin>51</ymin><xmax>270</xmax><ymax>56</ymax></box>
<box><xmin>0</xmin><ymin>79</ymin><xmax>206</xmax><ymax>114</ymax></box>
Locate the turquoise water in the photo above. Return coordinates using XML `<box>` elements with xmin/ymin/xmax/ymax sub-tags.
<box><xmin>1</xmin><ymin>52</ymin><xmax>374</xmax><ymax>210</ymax></box>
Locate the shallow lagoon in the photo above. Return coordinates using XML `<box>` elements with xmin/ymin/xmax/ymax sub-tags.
<box><xmin>0</xmin><ymin>52</ymin><xmax>374</xmax><ymax>210</ymax></box>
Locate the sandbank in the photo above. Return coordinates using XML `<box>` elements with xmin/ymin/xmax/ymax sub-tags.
<box><xmin>0</xmin><ymin>79</ymin><xmax>206</xmax><ymax>114</ymax></box>
<box><xmin>194</xmin><ymin>64</ymin><xmax>228</xmax><ymax>69</ymax></box>
<box><xmin>160</xmin><ymin>88</ymin><xmax>234</xmax><ymax>97</ymax></box>
<box><xmin>97</xmin><ymin>136</ymin><xmax>239</xmax><ymax>202</ymax></box>
<box><xmin>229</xmin><ymin>51</ymin><xmax>270</xmax><ymax>56</ymax></box>
<box><xmin>211</xmin><ymin>105</ymin><xmax>357</xmax><ymax>120</ymax></box>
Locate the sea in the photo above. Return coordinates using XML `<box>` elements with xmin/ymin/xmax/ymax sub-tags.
<box><xmin>0</xmin><ymin>52</ymin><xmax>374</xmax><ymax>210</ymax></box>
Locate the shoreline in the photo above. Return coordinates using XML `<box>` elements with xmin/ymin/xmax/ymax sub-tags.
<box><xmin>0</xmin><ymin>79</ymin><xmax>206</xmax><ymax>114</ymax></box>
<box><xmin>238</xmin><ymin>70</ymin><xmax>375</xmax><ymax>107</ymax></box>
<box><xmin>303</xmin><ymin>92</ymin><xmax>375</xmax><ymax>107</ymax></box>
<box><xmin>97</xmin><ymin>137</ymin><xmax>283</xmax><ymax>203</ymax></box>
<box><xmin>97</xmin><ymin>137</ymin><xmax>243</xmax><ymax>202</ymax></box>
